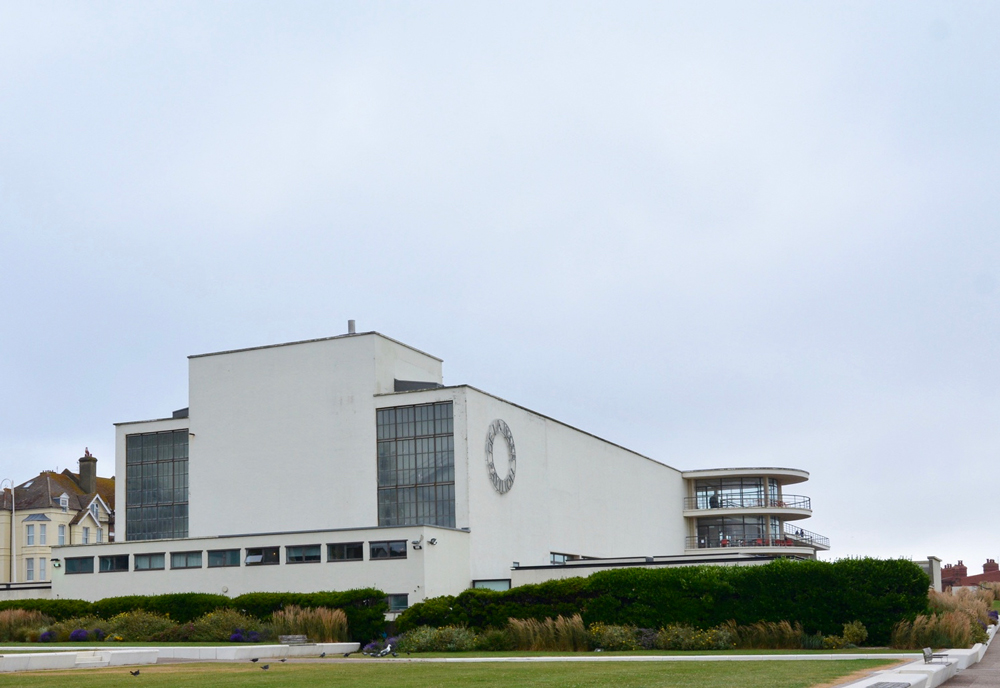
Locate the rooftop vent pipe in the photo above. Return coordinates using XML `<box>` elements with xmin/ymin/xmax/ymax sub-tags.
<box><xmin>348</xmin><ymin>319</ymin><xmax>356</xmax><ymax>334</ymax></box>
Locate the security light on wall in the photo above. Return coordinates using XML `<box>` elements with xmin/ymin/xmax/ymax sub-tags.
<box><xmin>411</xmin><ymin>535</ymin><xmax>423</xmax><ymax>550</ymax></box>
<box><xmin>51</xmin><ymin>559</ymin><xmax>61</xmax><ymax>568</ymax></box>
<box><xmin>428</xmin><ymin>538</ymin><xmax>437</xmax><ymax>546</ymax></box>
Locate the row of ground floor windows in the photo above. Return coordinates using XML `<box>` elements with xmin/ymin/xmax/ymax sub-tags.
<box><xmin>62</xmin><ymin>540</ymin><xmax>409</xmax><ymax>574</ymax></box>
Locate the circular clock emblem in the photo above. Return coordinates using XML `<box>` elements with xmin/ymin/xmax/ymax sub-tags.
<box><xmin>485</xmin><ymin>419</ymin><xmax>516</xmax><ymax>494</ymax></box>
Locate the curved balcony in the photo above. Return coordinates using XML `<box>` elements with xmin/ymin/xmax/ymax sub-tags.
<box><xmin>683</xmin><ymin>494</ymin><xmax>811</xmax><ymax>511</ymax></box>
<box><xmin>685</xmin><ymin>527</ymin><xmax>830</xmax><ymax>552</ymax></box>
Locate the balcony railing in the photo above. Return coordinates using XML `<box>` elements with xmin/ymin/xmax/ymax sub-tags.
<box><xmin>683</xmin><ymin>494</ymin><xmax>812</xmax><ymax>511</ymax></box>
<box><xmin>782</xmin><ymin>525</ymin><xmax>830</xmax><ymax>550</ymax></box>
<box><xmin>685</xmin><ymin>534</ymin><xmax>825</xmax><ymax>550</ymax></box>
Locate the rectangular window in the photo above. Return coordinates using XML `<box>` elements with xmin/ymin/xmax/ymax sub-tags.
<box><xmin>39</xmin><ymin>524</ymin><xmax>46</xmax><ymax>546</ymax></box>
<box><xmin>207</xmin><ymin>549</ymin><xmax>241</xmax><ymax>568</ymax></box>
<box><xmin>377</xmin><ymin>401</ymin><xmax>455</xmax><ymax>528</ymax></box>
<box><xmin>134</xmin><ymin>553</ymin><xmax>165</xmax><ymax>571</ymax></box>
<box><xmin>328</xmin><ymin>542</ymin><xmax>364</xmax><ymax>562</ymax></box>
<box><xmin>125</xmin><ymin>430</ymin><xmax>189</xmax><ymax>541</ymax></box>
<box><xmin>387</xmin><ymin>594</ymin><xmax>409</xmax><ymax>612</ymax></box>
<box><xmin>100</xmin><ymin>555</ymin><xmax>129</xmax><ymax>573</ymax></box>
<box><xmin>82</xmin><ymin>527</ymin><xmax>90</xmax><ymax>544</ymax></box>
<box><xmin>25</xmin><ymin>558</ymin><xmax>34</xmax><ymax>581</ymax></box>
<box><xmin>286</xmin><ymin>545</ymin><xmax>321</xmax><ymax>563</ymax></box>
<box><xmin>473</xmin><ymin>579</ymin><xmax>512</xmax><ymax>591</ymax></box>
<box><xmin>245</xmin><ymin>547</ymin><xmax>279</xmax><ymax>566</ymax></box>
<box><xmin>58</xmin><ymin>525</ymin><xmax>66</xmax><ymax>546</ymax></box>
<box><xmin>97</xmin><ymin>528</ymin><xmax>103</xmax><ymax>543</ymax></box>
<box><xmin>26</xmin><ymin>525</ymin><xmax>34</xmax><ymax>546</ymax></box>
<box><xmin>39</xmin><ymin>557</ymin><xmax>47</xmax><ymax>581</ymax></box>
<box><xmin>170</xmin><ymin>551</ymin><xmax>203</xmax><ymax>569</ymax></box>
<box><xmin>65</xmin><ymin>557</ymin><xmax>94</xmax><ymax>574</ymax></box>
<box><xmin>369</xmin><ymin>540</ymin><xmax>407</xmax><ymax>560</ymax></box>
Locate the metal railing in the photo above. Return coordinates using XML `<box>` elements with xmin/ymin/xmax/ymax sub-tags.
<box><xmin>683</xmin><ymin>494</ymin><xmax>812</xmax><ymax>511</ymax></box>
<box><xmin>685</xmin><ymin>528</ymin><xmax>830</xmax><ymax>551</ymax></box>
<box><xmin>782</xmin><ymin>525</ymin><xmax>830</xmax><ymax>550</ymax></box>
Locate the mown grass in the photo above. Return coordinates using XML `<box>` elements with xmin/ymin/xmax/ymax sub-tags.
<box><xmin>0</xmin><ymin>659</ymin><xmax>902</xmax><ymax>688</ymax></box>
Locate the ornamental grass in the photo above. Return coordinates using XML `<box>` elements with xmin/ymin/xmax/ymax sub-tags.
<box><xmin>508</xmin><ymin>614</ymin><xmax>588</xmax><ymax>651</ymax></box>
<box><xmin>270</xmin><ymin>605</ymin><xmax>348</xmax><ymax>643</ymax></box>
<box><xmin>0</xmin><ymin>609</ymin><xmax>52</xmax><ymax>642</ymax></box>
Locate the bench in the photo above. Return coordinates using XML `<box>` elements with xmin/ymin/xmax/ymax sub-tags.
<box><xmin>279</xmin><ymin>635</ymin><xmax>309</xmax><ymax>645</ymax></box>
<box><xmin>923</xmin><ymin>647</ymin><xmax>949</xmax><ymax>664</ymax></box>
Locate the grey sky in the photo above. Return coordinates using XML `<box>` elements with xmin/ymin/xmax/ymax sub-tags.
<box><xmin>2</xmin><ymin>2</ymin><xmax>998</xmax><ymax>570</ymax></box>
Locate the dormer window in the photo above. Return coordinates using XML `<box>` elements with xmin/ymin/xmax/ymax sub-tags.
<box><xmin>90</xmin><ymin>503</ymin><xmax>99</xmax><ymax>521</ymax></box>
<box><xmin>59</xmin><ymin>494</ymin><xmax>69</xmax><ymax>512</ymax></box>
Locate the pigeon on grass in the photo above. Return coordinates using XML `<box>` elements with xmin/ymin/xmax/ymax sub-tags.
<box><xmin>261</xmin><ymin>664</ymin><xmax>270</xmax><ymax>670</ymax></box>
<box><xmin>129</xmin><ymin>669</ymin><xmax>140</xmax><ymax>676</ymax></box>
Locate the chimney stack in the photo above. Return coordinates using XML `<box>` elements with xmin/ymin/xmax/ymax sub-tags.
<box><xmin>78</xmin><ymin>448</ymin><xmax>97</xmax><ymax>494</ymax></box>
<box><xmin>348</xmin><ymin>319</ymin><xmax>356</xmax><ymax>335</ymax></box>
<box><xmin>985</xmin><ymin>559</ymin><xmax>999</xmax><ymax>573</ymax></box>
<box><xmin>953</xmin><ymin>560</ymin><xmax>968</xmax><ymax>578</ymax></box>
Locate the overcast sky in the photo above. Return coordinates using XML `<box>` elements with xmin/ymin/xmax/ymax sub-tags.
<box><xmin>2</xmin><ymin>2</ymin><xmax>998</xmax><ymax>571</ymax></box>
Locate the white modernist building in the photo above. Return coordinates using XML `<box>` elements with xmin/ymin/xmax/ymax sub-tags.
<box><xmin>50</xmin><ymin>329</ymin><xmax>828</xmax><ymax>611</ymax></box>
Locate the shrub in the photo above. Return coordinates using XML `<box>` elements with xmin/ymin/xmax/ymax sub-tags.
<box><xmin>0</xmin><ymin>599</ymin><xmax>93</xmax><ymax>621</ymax></box>
<box><xmin>39</xmin><ymin>630</ymin><xmax>55</xmax><ymax>642</ymax></box>
<box><xmin>271</xmin><ymin>605</ymin><xmax>349</xmax><ymax>642</ymax></box>
<box><xmin>508</xmin><ymin>615</ymin><xmax>588</xmax><ymax>651</ymax></box>
<box><xmin>188</xmin><ymin>609</ymin><xmax>267</xmax><ymax>642</ymax></box>
<box><xmin>397</xmin><ymin>625</ymin><xmax>478</xmax><ymax>652</ymax></box>
<box><xmin>397</xmin><ymin>558</ymin><xmax>928</xmax><ymax>645</ymax></box>
<box><xmin>69</xmin><ymin>629</ymin><xmax>90</xmax><ymax>642</ymax></box>
<box><xmin>654</xmin><ymin>623</ymin><xmax>735</xmax><ymax>651</ymax></box>
<box><xmin>105</xmin><ymin>610</ymin><xmax>178</xmax><ymax>642</ymax></box>
<box><xmin>0</xmin><ymin>609</ymin><xmax>52</xmax><ymax>642</ymax></box>
<box><xmin>48</xmin><ymin>616</ymin><xmax>106</xmax><ymax>642</ymax></box>
<box><xmin>473</xmin><ymin>628</ymin><xmax>515</xmax><ymax>651</ymax></box>
<box><xmin>91</xmin><ymin>593</ymin><xmax>233</xmax><ymax>623</ymax></box>
<box><xmin>233</xmin><ymin>589</ymin><xmax>386</xmax><ymax>643</ymax></box>
<box><xmin>588</xmin><ymin>622</ymin><xmax>639</xmax><ymax>651</ymax></box>
<box><xmin>842</xmin><ymin>620</ymin><xmax>868</xmax><ymax>646</ymax></box>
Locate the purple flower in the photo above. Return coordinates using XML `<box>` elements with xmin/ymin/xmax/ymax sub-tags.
<box><xmin>39</xmin><ymin>630</ymin><xmax>54</xmax><ymax>642</ymax></box>
<box><xmin>69</xmin><ymin>629</ymin><xmax>89</xmax><ymax>642</ymax></box>
<box><xmin>230</xmin><ymin>632</ymin><xmax>244</xmax><ymax>642</ymax></box>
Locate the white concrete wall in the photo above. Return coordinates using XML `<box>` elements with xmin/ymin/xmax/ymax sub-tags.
<box><xmin>50</xmin><ymin>525</ymin><xmax>468</xmax><ymax>604</ymax></box>
<box><xmin>461</xmin><ymin>387</ymin><xmax>686</xmax><ymax>581</ymax></box>
<box><xmin>185</xmin><ymin>333</ymin><xmax>441</xmax><ymax>538</ymax></box>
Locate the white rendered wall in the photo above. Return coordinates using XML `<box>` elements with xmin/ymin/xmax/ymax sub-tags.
<box><xmin>185</xmin><ymin>334</ymin><xmax>441</xmax><ymax>538</ymax></box>
<box><xmin>462</xmin><ymin>387</ymin><xmax>686</xmax><ymax>581</ymax></box>
<box><xmin>50</xmin><ymin>525</ymin><xmax>468</xmax><ymax>603</ymax></box>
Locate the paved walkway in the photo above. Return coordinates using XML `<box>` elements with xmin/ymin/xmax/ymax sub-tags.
<box><xmin>943</xmin><ymin>639</ymin><xmax>1000</xmax><ymax>686</ymax></box>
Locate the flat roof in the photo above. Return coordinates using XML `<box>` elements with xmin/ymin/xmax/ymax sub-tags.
<box><xmin>187</xmin><ymin>331</ymin><xmax>443</xmax><ymax>362</ymax></box>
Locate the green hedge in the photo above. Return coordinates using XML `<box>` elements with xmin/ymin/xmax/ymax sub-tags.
<box><xmin>0</xmin><ymin>588</ymin><xmax>387</xmax><ymax>643</ymax></box>
<box><xmin>0</xmin><ymin>598</ymin><xmax>93</xmax><ymax>620</ymax></box>
<box><xmin>90</xmin><ymin>593</ymin><xmax>232</xmax><ymax>623</ymax></box>
<box><xmin>397</xmin><ymin>558</ymin><xmax>928</xmax><ymax>645</ymax></box>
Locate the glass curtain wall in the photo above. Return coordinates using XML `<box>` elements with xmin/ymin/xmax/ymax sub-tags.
<box><xmin>376</xmin><ymin>401</ymin><xmax>455</xmax><ymax>528</ymax></box>
<box><xmin>125</xmin><ymin>430</ymin><xmax>189</xmax><ymax>540</ymax></box>
<box><xmin>694</xmin><ymin>477</ymin><xmax>779</xmax><ymax>509</ymax></box>
<box><xmin>694</xmin><ymin>516</ymin><xmax>785</xmax><ymax>547</ymax></box>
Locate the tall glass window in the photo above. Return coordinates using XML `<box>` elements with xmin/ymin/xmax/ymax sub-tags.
<box><xmin>376</xmin><ymin>402</ymin><xmax>455</xmax><ymax>528</ymax></box>
<box><xmin>125</xmin><ymin>430</ymin><xmax>189</xmax><ymax>541</ymax></box>
<box><xmin>696</xmin><ymin>516</ymin><xmax>773</xmax><ymax>547</ymax></box>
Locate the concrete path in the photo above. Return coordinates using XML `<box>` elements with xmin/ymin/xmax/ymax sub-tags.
<box><xmin>942</xmin><ymin>637</ymin><xmax>1000</xmax><ymax>686</ymax></box>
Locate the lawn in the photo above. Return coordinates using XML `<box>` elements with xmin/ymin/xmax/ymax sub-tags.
<box><xmin>0</xmin><ymin>658</ymin><xmax>903</xmax><ymax>688</ymax></box>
